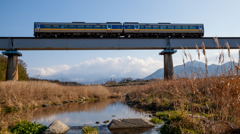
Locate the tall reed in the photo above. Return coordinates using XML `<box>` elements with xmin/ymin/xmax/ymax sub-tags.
<box><xmin>0</xmin><ymin>81</ymin><xmax>111</xmax><ymax>109</ymax></box>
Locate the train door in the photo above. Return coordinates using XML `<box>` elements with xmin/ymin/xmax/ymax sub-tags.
<box><xmin>107</xmin><ymin>24</ymin><xmax>112</xmax><ymax>33</ymax></box>
<box><xmin>134</xmin><ymin>24</ymin><xmax>139</xmax><ymax>33</ymax></box>
<box><xmin>199</xmin><ymin>26</ymin><xmax>202</xmax><ymax>32</ymax></box>
<box><xmin>37</xmin><ymin>23</ymin><xmax>40</xmax><ymax>32</ymax></box>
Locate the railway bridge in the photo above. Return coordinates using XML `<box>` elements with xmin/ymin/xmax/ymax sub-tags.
<box><xmin>1</xmin><ymin>37</ymin><xmax>240</xmax><ymax>81</ymax></box>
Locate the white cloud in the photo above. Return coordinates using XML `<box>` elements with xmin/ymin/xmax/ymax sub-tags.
<box><xmin>28</xmin><ymin>56</ymin><xmax>163</xmax><ymax>82</ymax></box>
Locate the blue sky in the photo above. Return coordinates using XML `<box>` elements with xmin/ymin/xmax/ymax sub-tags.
<box><xmin>1</xmin><ymin>0</ymin><xmax>240</xmax><ymax>82</ymax></box>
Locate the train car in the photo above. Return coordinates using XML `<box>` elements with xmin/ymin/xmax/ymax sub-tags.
<box><xmin>34</xmin><ymin>22</ymin><xmax>122</xmax><ymax>38</ymax></box>
<box><xmin>123</xmin><ymin>22</ymin><xmax>204</xmax><ymax>38</ymax></box>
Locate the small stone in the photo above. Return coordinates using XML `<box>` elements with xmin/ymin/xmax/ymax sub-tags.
<box><xmin>79</xmin><ymin>97</ymin><xmax>85</xmax><ymax>100</ymax></box>
<box><xmin>96</xmin><ymin>121</ymin><xmax>99</xmax><ymax>124</ymax></box>
<box><xmin>112</xmin><ymin>115</ymin><xmax>115</xmax><ymax>117</ymax></box>
<box><xmin>43</xmin><ymin>120</ymin><xmax>70</xmax><ymax>134</ymax></box>
<box><xmin>55</xmin><ymin>103</ymin><xmax>62</xmax><ymax>106</ymax></box>
<box><xmin>127</xmin><ymin>102</ymin><xmax>133</xmax><ymax>105</ymax></box>
<box><xmin>103</xmin><ymin>120</ymin><xmax>110</xmax><ymax>123</ymax></box>
<box><xmin>63</xmin><ymin>101</ymin><xmax>69</xmax><ymax>104</ymax></box>
<box><xmin>70</xmin><ymin>100</ymin><xmax>73</xmax><ymax>102</ymax></box>
<box><xmin>42</xmin><ymin>104</ymin><xmax>50</xmax><ymax>107</ymax></box>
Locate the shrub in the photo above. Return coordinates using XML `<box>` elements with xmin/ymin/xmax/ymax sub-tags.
<box><xmin>160</xmin><ymin>111</ymin><xmax>203</xmax><ymax>134</ymax></box>
<box><xmin>10</xmin><ymin>120</ymin><xmax>47</xmax><ymax>134</ymax></box>
<box><xmin>150</xmin><ymin>117</ymin><xmax>163</xmax><ymax>124</ymax></box>
<box><xmin>82</xmin><ymin>125</ymin><xmax>98</xmax><ymax>134</ymax></box>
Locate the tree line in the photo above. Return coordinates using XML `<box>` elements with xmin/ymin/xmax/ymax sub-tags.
<box><xmin>0</xmin><ymin>54</ymin><xmax>29</xmax><ymax>81</ymax></box>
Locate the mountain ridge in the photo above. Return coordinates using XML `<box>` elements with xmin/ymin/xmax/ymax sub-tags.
<box><xmin>144</xmin><ymin>60</ymin><xmax>237</xmax><ymax>79</ymax></box>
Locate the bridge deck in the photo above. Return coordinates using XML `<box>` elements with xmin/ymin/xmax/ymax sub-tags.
<box><xmin>0</xmin><ymin>37</ymin><xmax>240</xmax><ymax>50</ymax></box>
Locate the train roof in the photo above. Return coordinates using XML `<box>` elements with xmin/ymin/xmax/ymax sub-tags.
<box><xmin>123</xmin><ymin>22</ymin><xmax>203</xmax><ymax>26</ymax></box>
<box><xmin>34</xmin><ymin>22</ymin><xmax>122</xmax><ymax>25</ymax></box>
<box><xmin>34</xmin><ymin>22</ymin><xmax>203</xmax><ymax>26</ymax></box>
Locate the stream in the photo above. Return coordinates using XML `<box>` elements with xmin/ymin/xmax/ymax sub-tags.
<box><xmin>31</xmin><ymin>99</ymin><xmax>162</xmax><ymax>134</ymax></box>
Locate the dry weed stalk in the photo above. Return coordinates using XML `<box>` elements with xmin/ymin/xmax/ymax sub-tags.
<box><xmin>196</xmin><ymin>44</ymin><xmax>200</xmax><ymax>60</ymax></box>
<box><xmin>214</xmin><ymin>37</ymin><xmax>220</xmax><ymax>48</ymax></box>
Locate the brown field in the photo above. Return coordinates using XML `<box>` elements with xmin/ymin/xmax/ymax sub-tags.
<box><xmin>0</xmin><ymin>81</ymin><xmax>112</xmax><ymax>109</ymax></box>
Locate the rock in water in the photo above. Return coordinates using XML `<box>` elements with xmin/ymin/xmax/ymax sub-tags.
<box><xmin>103</xmin><ymin>120</ymin><xmax>110</xmax><ymax>123</ymax></box>
<box><xmin>42</xmin><ymin>104</ymin><xmax>50</xmax><ymax>107</ymax></box>
<box><xmin>43</xmin><ymin>120</ymin><xmax>70</xmax><ymax>134</ymax></box>
<box><xmin>108</xmin><ymin>118</ymin><xmax>154</xmax><ymax>129</ymax></box>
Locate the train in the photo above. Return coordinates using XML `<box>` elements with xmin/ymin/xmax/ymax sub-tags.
<box><xmin>34</xmin><ymin>22</ymin><xmax>204</xmax><ymax>38</ymax></box>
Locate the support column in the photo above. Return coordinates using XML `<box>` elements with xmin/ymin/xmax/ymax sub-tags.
<box><xmin>159</xmin><ymin>49</ymin><xmax>177</xmax><ymax>80</ymax></box>
<box><xmin>2</xmin><ymin>50</ymin><xmax>22</xmax><ymax>81</ymax></box>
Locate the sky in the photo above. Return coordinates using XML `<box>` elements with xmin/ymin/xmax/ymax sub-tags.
<box><xmin>1</xmin><ymin>0</ymin><xmax>240</xmax><ymax>83</ymax></box>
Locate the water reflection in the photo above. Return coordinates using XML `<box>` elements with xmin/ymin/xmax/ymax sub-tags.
<box><xmin>32</xmin><ymin>99</ymin><xmax>150</xmax><ymax>127</ymax></box>
<box><xmin>0</xmin><ymin>99</ymin><xmax>162</xmax><ymax>134</ymax></box>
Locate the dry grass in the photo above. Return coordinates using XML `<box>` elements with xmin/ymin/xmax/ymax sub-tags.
<box><xmin>125</xmin><ymin>40</ymin><xmax>240</xmax><ymax>133</ymax></box>
<box><xmin>0</xmin><ymin>82</ymin><xmax>112</xmax><ymax>132</ymax></box>
<box><xmin>0</xmin><ymin>81</ymin><xmax>111</xmax><ymax>109</ymax></box>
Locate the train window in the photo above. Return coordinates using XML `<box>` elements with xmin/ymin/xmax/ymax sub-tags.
<box><xmin>160</xmin><ymin>26</ymin><xmax>167</xmax><ymax>29</ymax></box>
<box><xmin>153</xmin><ymin>26</ymin><xmax>159</xmax><ymax>29</ymax></box>
<box><xmin>60</xmin><ymin>25</ymin><xmax>68</xmax><ymax>29</ymax></box>
<box><xmin>94</xmin><ymin>25</ymin><xmax>101</xmax><ymax>29</ymax></box>
<box><xmin>78</xmin><ymin>25</ymin><xmax>85</xmax><ymax>29</ymax></box>
<box><xmin>168</xmin><ymin>26</ymin><xmax>174</xmax><ymax>29</ymax></box>
<box><xmin>44</xmin><ymin>25</ymin><xmax>51</xmax><ymax>28</ymax></box>
<box><xmin>86</xmin><ymin>25</ymin><xmax>93</xmax><ymax>29</ymax></box>
<box><xmin>107</xmin><ymin>25</ymin><xmax>112</xmax><ymax>29</ymax></box>
<box><xmin>182</xmin><ymin>26</ymin><xmax>188</xmax><ymax>29</ymax></box>
<box><xmin>140</xmin><ymin>26</ymin><xmax>144</xmax><ymax>29</ymax></box>
<box><xmin>189</xmin><ymin>26</ymin><xmax>196</xmax><ymax>29</ymax></box>
<box><xmin>175</xmin><ymin>26</ymin><xmax>181</xmax><ymax>29</ymax></box>
<box><xmin>52</xmin><ymin>25</ymin><xmax>59</xmax><ymax>28</ymax></box>
<box><xmin>135</xmin><ymin>25</ymin><xmax>139</xmax><ymax>29</ymax></box>
<box><xmin>69</xmin><ymin>25</ymin><xmax>76</xmax><ymax>28</ymax></box>
<box><xmin>112</xmin><ymin>25</ymin><xmax>121</xmax><ymax>29</ymax></box>
<box><xmin>101</xmin><ymin>25</ymin><xmax>106</xmax><ymax>29</ymax></box>
<box><xmin>124</xmin><ymin>25</ymin><xmax>134</xmax><ymax>29</ymax></box>
<box><xmin>145</xmin><ymin>26</ymin><xmax>151</xmax><ymax>29</ymax></box>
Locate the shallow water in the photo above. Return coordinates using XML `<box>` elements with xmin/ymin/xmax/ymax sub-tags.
<box><xmin>32</xmin><ymin>99</ymin><xmax>162</xmax><ymax>134</ymax></box>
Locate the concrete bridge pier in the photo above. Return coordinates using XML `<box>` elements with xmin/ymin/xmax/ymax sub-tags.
<box><xmin>2</xmin><ymin>50</ymin><xmax>22</xmax><ymax>81</ymax></box>
<box><xmin>159</xmin><ymin>49</ymin><xmax>177</xmax><ymax>80</ymax></box>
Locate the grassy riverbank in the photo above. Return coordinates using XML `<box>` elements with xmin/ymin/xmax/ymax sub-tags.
<box><xmin>124</xmin><ymin>75</ymin><xmax>240</xmax><ymax>133</ymax></box>
<box><xmin>107</xmin><ymin>74</ymin><xmax>240</xmax><ymax>133</ymax></box>
<box><xmin>0</xmin><ymin>81</ymin><xmax>114</xmax><ymax>112</ymax></box>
